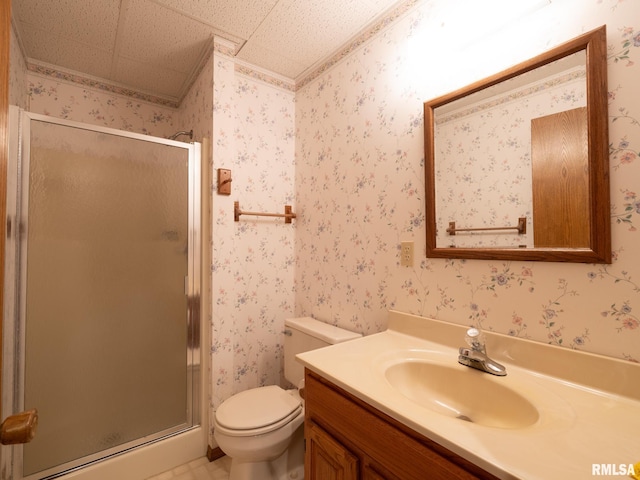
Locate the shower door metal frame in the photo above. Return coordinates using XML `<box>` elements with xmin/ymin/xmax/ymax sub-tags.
<box><xmin>2</xmin><ymin>108</ymin><xmax>202</xmax><ymax>480</ymax></box>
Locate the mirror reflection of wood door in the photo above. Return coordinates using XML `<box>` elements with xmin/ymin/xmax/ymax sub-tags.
<box><xmin>531</xmin><ymin>107</ymin><xmax>590</xmax><ymax>248</ymax></box>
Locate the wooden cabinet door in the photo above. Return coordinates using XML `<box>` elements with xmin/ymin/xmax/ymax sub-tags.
<box><xmin>305</xmin><ymin>370</ymin><xmax>499</xmax><ymax>480</ymax></box>
<box><xmin>362</xmin><ymin>464</ymin><xmax>388</xmax><ymax>480</ymax></box>
<box><xmin>362</xmin><ymin>463</ymin><xmax>403</xmax><ymax>480</ymax></box>
<box><xmin>306</xmin><ymin>421</ymin><xmax>358</xmax><ymax>480</ymax></box>
<box><xmin>531</xmin><ymin>107</ymin><xmax>590</xmax><ymax>247</ymax></box>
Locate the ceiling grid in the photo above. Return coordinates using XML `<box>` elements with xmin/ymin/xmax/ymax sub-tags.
<box><xmin>12</xmin><ymin>0</ymin><xmax>414</xmax><ymax>105</ymax></box>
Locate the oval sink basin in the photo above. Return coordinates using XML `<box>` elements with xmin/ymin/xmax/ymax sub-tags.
<box><xmin>385</xmin><ymin>361</ymin><xmax>539</xmax><ymax>429</ymax></box>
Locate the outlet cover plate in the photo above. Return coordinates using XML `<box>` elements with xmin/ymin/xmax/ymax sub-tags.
<box><xmin>401</xmin><ymin>241</ymin><xmax>414</xmax><ymax>267</ymax></box>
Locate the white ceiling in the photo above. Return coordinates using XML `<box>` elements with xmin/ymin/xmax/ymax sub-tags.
<box><xmin>12</xmin><ymin>0</ymin><xmax>407</xmax><ymax>104</ymax></box>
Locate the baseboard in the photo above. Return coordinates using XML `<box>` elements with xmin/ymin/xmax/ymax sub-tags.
<box><xmin>207</xmin><ymin>445</ymin><xmax>225</xmax><ymax>462</ymax></box>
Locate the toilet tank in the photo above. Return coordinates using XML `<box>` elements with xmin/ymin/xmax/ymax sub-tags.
<box><xmin>284</xmin><ymin>317</ymin><xmax>361</xmax><ymax>386</ymax></box>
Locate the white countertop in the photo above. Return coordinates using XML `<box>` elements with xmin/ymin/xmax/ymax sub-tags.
<box><xmin>296</xmin><ymin>310</ymin><xmax>640</xmax><ymax>480</ymax></box>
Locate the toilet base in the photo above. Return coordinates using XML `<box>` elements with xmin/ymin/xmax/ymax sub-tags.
<box><xmin>227</xmin><ymin>423</ymin><xmax>304</xmax><ymax>480</ymax></box>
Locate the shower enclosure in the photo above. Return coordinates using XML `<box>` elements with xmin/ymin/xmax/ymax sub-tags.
<box><xmin>2</xmin><ymin>108</ymin><xmax>203</xmax><ymax>480</ymax></box>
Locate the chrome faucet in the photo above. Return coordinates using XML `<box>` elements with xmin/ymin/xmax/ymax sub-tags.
<box><xmin>458</xmin><ymin>327</ymin><xmax>507</xmax><ymax>376</ymax></box>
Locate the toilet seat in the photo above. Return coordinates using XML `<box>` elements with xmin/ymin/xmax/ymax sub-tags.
<box><xmin>215</xmin><ymin>385</ymin><xmax>303</xmax><ymax>437</ymax></box>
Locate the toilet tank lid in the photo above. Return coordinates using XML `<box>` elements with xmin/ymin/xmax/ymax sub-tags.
<box><xmin>285</xmin><ymin>317</ymin><xmax>362</xmax><ymax>344</ymax></box>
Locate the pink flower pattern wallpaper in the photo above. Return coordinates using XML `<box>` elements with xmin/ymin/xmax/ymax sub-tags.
<box><xmin>9</xmin><ymin>0</ymin><xmax>640</xmax><ymax>443</ymax></box>
<box><xmin>294</xmin><ymin>0</ymin><xmax>640</xmax><ymax>362</ymax></box>
<box><xmin>209</xmin><ymin>54</ymin><xmax>296</xmax><ymax>411</ymax></box>
<box><xmin>434</xmin><ymin>62</ymin><xmax>586</xmax><ymax>248</ymax></box>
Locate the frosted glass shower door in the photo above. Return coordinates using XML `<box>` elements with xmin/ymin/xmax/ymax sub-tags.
<box><xmin>16</xmin><ymin>117</ymin><xmax>198</xmax><ymax>478</ymax></box>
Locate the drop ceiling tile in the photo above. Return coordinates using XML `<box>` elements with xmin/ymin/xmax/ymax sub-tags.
<box><xmin>19</xmin><ymin>25</ymin><xmax>113</xmax><ymax>79</ymax></box>
<box><xmin>14</xmin><ymin>0</ymin><xmax>120</xmax><ymax>49</ymax></box>
<box><xmin>152</xmin><ymin>0</ymin><xmax>279</xmax><ymax>39</ymax></box>
<box><xmin>12</xmin><ymin>0</ymin><xmax>413</xmax><ymax>101</ymax></box>
<box><xmin>114</xmin><ymin>56</ymin><xmax>187</xmax><ymax>98</ymax></box>
<box><xmin>246</xmin><ymin>0</ymin><xmax>386</xmax><ymax>65</ymax></box>
<box><xmin>118</xmin><ymin>0</ymin><xmax>214</xmax><ymax>74</ymax></box>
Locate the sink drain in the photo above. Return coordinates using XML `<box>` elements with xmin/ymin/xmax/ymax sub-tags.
<box><xmin>456</xmin><ymin>414</ymin><xmax>473</xmax><ymax>423</ymax></box>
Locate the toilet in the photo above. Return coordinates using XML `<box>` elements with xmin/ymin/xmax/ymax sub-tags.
<box><xmin>213</xmin><ymin>317</ymin><xmax>362</xmax><ymax>480</ymax></box>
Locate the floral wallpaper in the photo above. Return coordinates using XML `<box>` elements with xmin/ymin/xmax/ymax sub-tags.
<box><xmin>9</xmin><ymin>24</ymin><xmax>28</xmax><ymax>109</ymax></box>
<box><xmin>25</xmin><ymin>75</ymin><xmax>179</xmax><ymax>138</ymax></box>
<box><xmin>435</xmin><ymin>63</ymin><xmax>586</xmax><ymax>248</ymax></box>
<box><xmin>295</xmin><ymin>0</ymin><xmax>640</xmax><ymax>362</ymax></box>
<box><xmin>8</xmin><ymin>0</ymin><xmax>640</xmax><ymax>455</ymax></box>
<box><xmin>209</xmin><ymin>53</ymin><xmax>296</xmax><ymax>412</ymax></box>
<box><xmin>177</xmin><ymin>56</ymin><xmax>214</xmax><ymax>144</ymax></box>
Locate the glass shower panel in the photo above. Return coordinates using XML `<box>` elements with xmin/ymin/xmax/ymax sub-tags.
<box><xmin>22</xmin><ymin>121</ymin><xmax>190</xmax><ymax>476</ymax></box>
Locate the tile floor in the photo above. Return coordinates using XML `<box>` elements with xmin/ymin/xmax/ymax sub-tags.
<box><xmin>145</xmin><ymin>456</ymin><xmax>231</xmax><ymax>480</ymax></box>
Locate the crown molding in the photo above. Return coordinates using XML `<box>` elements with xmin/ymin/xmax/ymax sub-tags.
<box><xmin>295</xmin><ymin>0</ymin><xmax>421</xmax><ymax>89</ymax></box>
<box><xmin>24</xmin><ymin>0</ymin><xmax>420</xmax><ymax>103</ymax></box>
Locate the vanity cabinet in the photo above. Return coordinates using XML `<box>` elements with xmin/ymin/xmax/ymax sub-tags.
<box><xmin>304</xmin><ymin>370</ymin><xmax>499</xmax><ymax>480</ymax></box>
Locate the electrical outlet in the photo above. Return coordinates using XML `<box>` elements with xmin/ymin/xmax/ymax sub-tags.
<box><xmin>401</xmin><ymin>241</ymin><xmax>414</xmax><ymax>267</ymax></box>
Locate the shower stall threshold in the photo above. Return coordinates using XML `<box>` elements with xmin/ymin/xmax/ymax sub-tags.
<box><xmin>47</xmin><ymin>426</ymin><xmax>207</xmax><ymax>480</ymax></box>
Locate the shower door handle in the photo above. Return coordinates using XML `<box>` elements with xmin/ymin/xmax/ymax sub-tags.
<box><xmin>0</xmin><ymin>409</ymin><xmax>38</xmax><ymax>444</ymax></box>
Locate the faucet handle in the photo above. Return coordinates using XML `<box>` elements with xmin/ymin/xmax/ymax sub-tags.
<box><xmin>465</xmin><ymin>327</ymin><xmax>486</xmax><ymax>353</ymax></box>
<box><xmin>466</xmin><ymin>327</ymin><xmax>481</xmax><ymax>338</ymax></box>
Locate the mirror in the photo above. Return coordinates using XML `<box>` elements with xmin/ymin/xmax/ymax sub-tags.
<box><xmin>424</xmin><ymin>26</ymin><xmax>610</xmax><ymax>263</ymax></box>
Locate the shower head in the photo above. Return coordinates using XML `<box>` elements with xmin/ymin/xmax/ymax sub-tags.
<box><xmin>169</xmin><ymin>129</ymin><xmax>193</xmax><ymax>141</ymax></box>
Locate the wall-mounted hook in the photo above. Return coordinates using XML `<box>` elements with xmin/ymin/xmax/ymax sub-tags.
<box><xmin>217</xmin><ymin>169</ymin><xmax>232</xmax><ymax>195</ymax></box>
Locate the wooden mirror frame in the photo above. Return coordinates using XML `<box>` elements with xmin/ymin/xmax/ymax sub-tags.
<box><xmin>424</xmin><ymin>26</ymin><xmax>610</xmax><ymax>263</ymax></box>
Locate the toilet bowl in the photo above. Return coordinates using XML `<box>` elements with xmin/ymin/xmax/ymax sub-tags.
<box><xmin>214</xmin><ymin>386</ymin><xmax>304</xmax><ymax>480</ymax></box>
<box><xmin>213</xmin><ymin>317</ymin><xmax>362</xmax><ymax>480</ymax></box>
